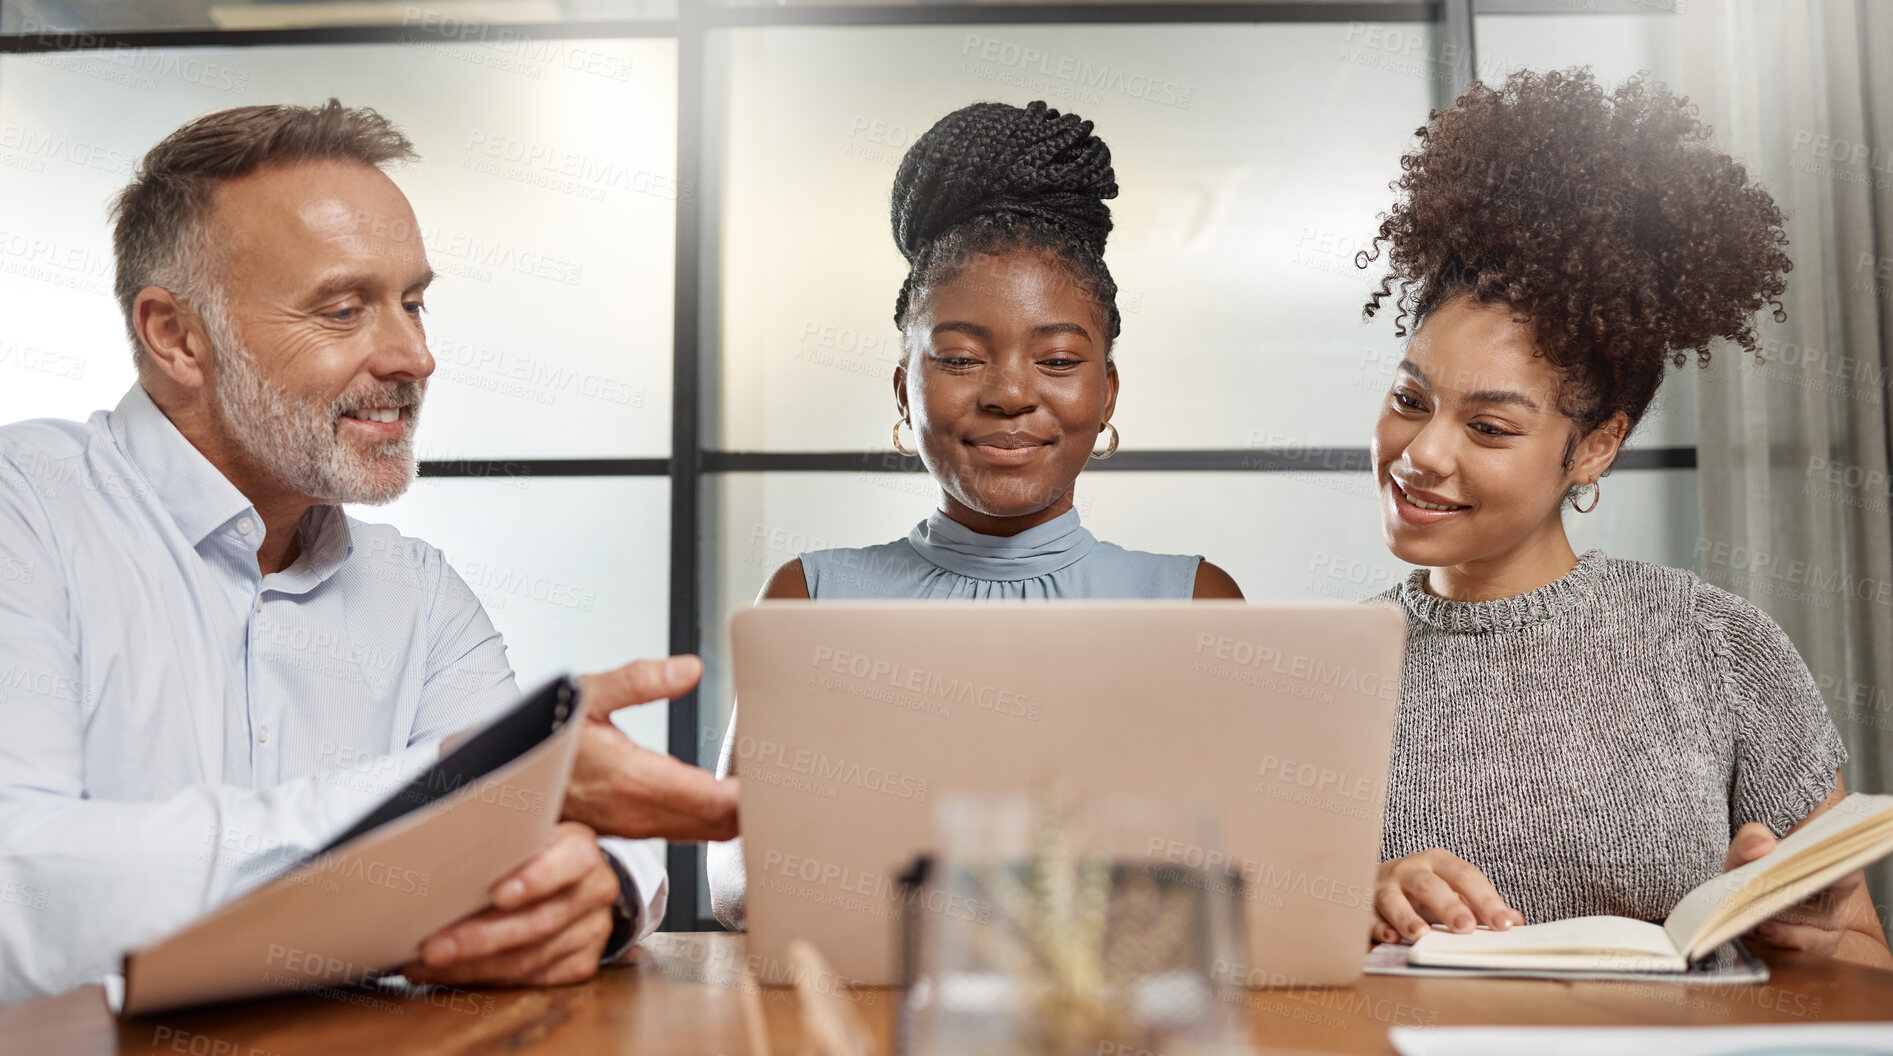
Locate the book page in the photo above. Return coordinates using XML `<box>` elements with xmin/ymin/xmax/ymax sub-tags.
<box><xmin>1409</xmin><ymin>916</ymin><xmax>1682</xmax><ymax>971</ymax></box>
<box><xmin>1368</xmin><ymin>939</ymin><xmax>1768</xmax><ymax>984</ymax></box>
<box><xmin>1664</xmin><ymin>793</ymin><xmax>1893</xmax><ymax>957</ymax></box>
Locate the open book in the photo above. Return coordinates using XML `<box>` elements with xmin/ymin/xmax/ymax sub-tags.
<box><xmin>1408</xmin><ymin>793</ymin><xmax>1893</xmax><ymax>973</ymax></box>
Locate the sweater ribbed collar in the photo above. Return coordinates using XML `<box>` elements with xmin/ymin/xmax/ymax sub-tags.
<box><xmin>907</xmin><ymin>507</ymin><xmax>1096</xmax><ymax>582</ymax></box>
<box><xmin>1394</xmin><ymin>549</ymin><xmax>1607</xmax><ymax>633</ymax></box>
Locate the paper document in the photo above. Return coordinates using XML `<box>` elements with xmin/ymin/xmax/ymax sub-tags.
<box><xmin>120</xmin><ymin>677</ymin><xmax>583</xmax><ymax>1015</ymax></box>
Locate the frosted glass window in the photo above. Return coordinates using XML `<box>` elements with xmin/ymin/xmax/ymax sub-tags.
<box><xmin>697</xmin><ymin>472</ymin><xmax>921</xmax><ymax>763</ymax></box>
<box><xmin>348</xmin><ymin>474</ymin><xmax>671</xmax><ymax>888</ymax></box>
<box><xmin>348</xmin><ymin>475</ymin><xmax>671</xmax><ymax>747</ymax></box>
<box><xmin>1458</xmin><ymin>11</ymin><xmax>1695</xmax><ymax>449</ymax></box>
<box><xmin>707</xmin><ymin>22</ymin><xmax>1434</xmax><ymax>453</ymax></box>
<box><xmin>0</xmin><ymin>39</ymin><xmax>676</xmax><ymax>457</ymax></box>
<box><xmin>1466</xmin><ymin>10</ymin><xmax>1694</xmax><ymax>449</ymax></box>
<box><xmin>1473</xmin><ymin>12</ymin><xmax>1682</xmax><ymax>90</ymax></box>
<box><xmin>699</xmin><ymin>465</ymin><xmax>1702</xmax><ymax>763</ymax></box>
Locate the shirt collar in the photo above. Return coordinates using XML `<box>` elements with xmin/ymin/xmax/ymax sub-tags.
<box><xmin>275</xmin><ymin>505</ymin><xmax>355</xmax><ymax>593</ymax></box>
<box><xmin>109</xmin><ymin>384</ymin><xmax>255</xmax><ymax>549</ymax></box>
<box><xmin>107</xmin><ymin>384</ymin><xmax>355</xmax><ymax>584</ymax></box>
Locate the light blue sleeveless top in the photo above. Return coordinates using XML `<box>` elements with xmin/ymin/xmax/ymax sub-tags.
<box><xmin>799</xmin><ymin>508</ymin><xmax>1200</xmax><ymax>599</ymax></box>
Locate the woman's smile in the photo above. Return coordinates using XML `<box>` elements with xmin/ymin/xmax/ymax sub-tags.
<box><xmin>1387</xmin><ymin>477</ymin><xmax>1471</xmax><ymax>527</ymax></box>
<box><xmin>964</xmin><ymin>430</ymin><xmax>1054</xmax><ymax>465</ymax></box>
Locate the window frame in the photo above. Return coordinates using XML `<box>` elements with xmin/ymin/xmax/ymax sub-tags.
<box><xmin>0</xmin><ymin>0</ymin><xmax>1693</xmax><ymax>931</ymax></box>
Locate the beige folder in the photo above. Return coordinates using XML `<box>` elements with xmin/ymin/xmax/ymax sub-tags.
<box><xmin>120</xmin><ymin>678</ymin><xmax>583</xmax><ymax>1015</ymax></box>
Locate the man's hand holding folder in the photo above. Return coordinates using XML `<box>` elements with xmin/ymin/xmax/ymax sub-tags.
<box><xmin>405</xmin><ymin>821</ymin><xmax>620</xmax><ymax>987</ymax></box>
<box><xmin>406</xmin><ymin>654</ymin><xmax>742</xmax><ymax>988</ymax></box>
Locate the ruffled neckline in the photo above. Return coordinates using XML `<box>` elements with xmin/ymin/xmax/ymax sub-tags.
<box><xmin>906</xmin><ymin>508</ymin><xmax>1097</xmax><ymax>582</ymax></box>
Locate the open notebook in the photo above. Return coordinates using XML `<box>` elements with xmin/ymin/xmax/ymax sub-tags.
<box><xmin>1409</xmin><ymin>793</ymin><xmax>1893</xmax><ymax>973</ymax></box>
<box><xmin>120</xmin><ymin>676</ymin><xmax>582</xmax><ymax>1014</ymax></box>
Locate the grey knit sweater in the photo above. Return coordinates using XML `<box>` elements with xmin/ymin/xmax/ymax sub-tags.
<box><xmin>1378</xmin><ymin>550</ymin><xmax>1848</xmax><ymax>925</ymax></box>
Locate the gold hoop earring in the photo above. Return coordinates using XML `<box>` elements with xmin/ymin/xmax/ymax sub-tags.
<box><xmin>1572</xmin><ymin>479</ymin><xmax>1600</xmax><ymax>514</ymax></box>
<box><xmin>1091</xmin><ymin>421</ymin><xmax>1119</xmax><ymax>460</ymax></box>
<box><xmin>892</xmin><ymin>417</ymin><xmax>917</xmax><ymax>457</ymax></box>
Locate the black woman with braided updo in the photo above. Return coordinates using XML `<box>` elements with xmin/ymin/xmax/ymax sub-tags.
<box><xmin>706</xmin><ymin>100</ymin><xmax>1242</xmax><ymax>929</ymax></box>
<box><xmin>1358</xmin><ymin>69</ymin><xmax>1891</xmax><ymax>967</ymax></box>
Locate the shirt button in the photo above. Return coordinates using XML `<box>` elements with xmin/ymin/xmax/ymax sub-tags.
<box><xmin>257</xmin><ymin>725</ymin><xmax>270</xmax><ymax>743</ymax></box>
<box><xmin>237</xmin><ymin>517</ymin><xmax>255</xmax><ymax>536</ymax></box>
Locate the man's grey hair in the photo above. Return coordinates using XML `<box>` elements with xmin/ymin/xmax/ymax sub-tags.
<box><xmin>109</xmin><ymin>99</ymin><xmax>418</xmax><ymax>367</ymax></box>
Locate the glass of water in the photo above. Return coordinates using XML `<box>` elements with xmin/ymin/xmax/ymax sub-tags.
<box><xmin>901</xmin><ymin>791</ymin><xmax>1247</xmax><ymax>1056</ymax></box>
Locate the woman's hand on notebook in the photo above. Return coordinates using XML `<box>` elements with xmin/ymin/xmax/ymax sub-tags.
<box><xmin>1372</xmin><ymin>848</ymin><xmax>1526</xmax><ymax>945</ymax></box>
<box><xmin>404</xmin><ymin>821</ymin><xmax>620</xmax><ymax>986</ymax></box>
<box><xmin>564</xmin><ymin>655</ymin><xmax>741</xmax><ymax>842</ymax></box>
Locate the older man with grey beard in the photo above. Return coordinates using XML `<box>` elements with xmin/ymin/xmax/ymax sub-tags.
<box><xmin>0</xmin><ymin>101</ymin><xmax>735</xmax><ymax>1004</ymax></box>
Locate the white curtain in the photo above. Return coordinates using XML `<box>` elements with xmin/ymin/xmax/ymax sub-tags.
<box><xmin>1682</xmin><ymin>0</ymin><xmax>1893</xmax><ymax>936</ymax></box>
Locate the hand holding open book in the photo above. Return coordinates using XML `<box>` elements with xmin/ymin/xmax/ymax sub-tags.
<box><xmin>1723</xmin><ymin>813</ymin><xmax>1870</xmax><ymax>958</ymax></box>
<box><xmin>1406</xmin><ymin>793</ymin><xmax>1893</xmax><ymax>973</ymax></box>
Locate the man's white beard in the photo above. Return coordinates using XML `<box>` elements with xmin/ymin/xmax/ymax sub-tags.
<box><xmin>205</xmin><ymin>314</ymin><xmax>424</xmax><ymax>506</ymax></box>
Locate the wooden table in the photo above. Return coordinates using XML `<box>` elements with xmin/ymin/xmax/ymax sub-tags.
<box><xmin>3</xmin><ymin>934</ymin><xmax>1889</xmax><ymax>1056</ymax></box>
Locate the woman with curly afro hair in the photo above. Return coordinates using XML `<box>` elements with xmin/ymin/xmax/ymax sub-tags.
<box><xmin>707</xmin><ymin>100</ymin><xmax>1242</xmax><ymax>929</ymax></box>
<box><xmin>1359</xmin><ymin>69</ymin><xmax>1891</xmax><ymax>966</ymax></box>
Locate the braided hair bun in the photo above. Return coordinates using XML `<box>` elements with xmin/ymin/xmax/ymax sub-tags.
<box><xmin>890</xmin><ymin>100</ymin><xmax>1122</xmax><ymax>351</ymax></box>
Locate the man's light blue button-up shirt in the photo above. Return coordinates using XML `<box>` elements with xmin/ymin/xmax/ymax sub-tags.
<box><xmin>0</xmin><ymin>385</ymin><xmax>664</xmax><ymax>1001</ymax></box>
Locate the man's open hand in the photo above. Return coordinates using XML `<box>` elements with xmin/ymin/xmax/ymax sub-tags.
<box><xmin>561</xmin><ymin>655</ymin><xmax>740</xmax><ymax>842</ymax></box>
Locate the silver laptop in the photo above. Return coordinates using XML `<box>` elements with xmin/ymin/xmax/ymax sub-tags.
<box><xmin>730</xmin><ymin>600</ymin><xmax>1406</xmax><ymax>988</ymax></box>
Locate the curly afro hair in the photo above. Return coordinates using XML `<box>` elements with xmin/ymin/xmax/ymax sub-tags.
<box><xmin>1359</xmin><ymin>68</ymin><xmax>1792</xmax><ymax>438</ymax></box>
<box><xmin>891</xmin><ymin>100</ymin><xmax>1121</xmax><ymax>356</ymax></box>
